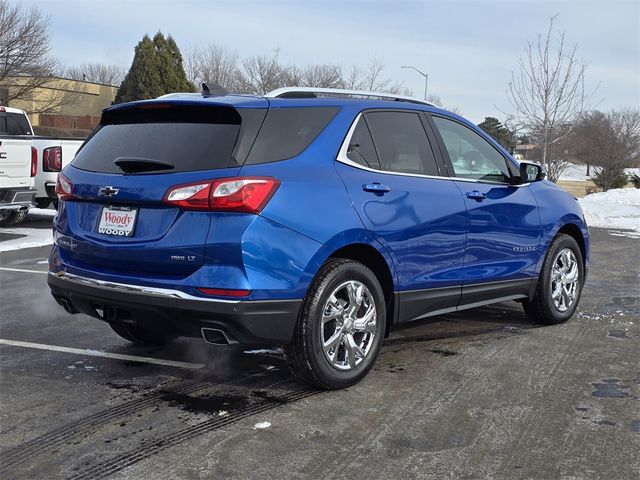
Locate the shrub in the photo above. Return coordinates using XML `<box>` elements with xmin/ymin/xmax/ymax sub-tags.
<box><xmin>592</xmin><ymin>167</ymin><xmax>628</xmax><ymax>191</ymax></box>
<box><xmin>630</xmin><ymin>173</ymin><xmax>640</xmax><ymax>189</ymax></box>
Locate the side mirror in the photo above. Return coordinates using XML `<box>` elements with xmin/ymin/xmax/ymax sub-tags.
<box><xmin>519</xmin><ymin>162</ymin><xmax>546</xmax><ymax>183</ymax></box>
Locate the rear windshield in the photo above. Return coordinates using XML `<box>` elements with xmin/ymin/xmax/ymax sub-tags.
<box><xmin>244</xmin><ymin>107</ymin><xmax>339</xmax><ymax>164</ymax></box>
<box><xmin>0</xmin><ymin>112</ymin><xmax>32</xmax><ymax>135</ymax></box>
<box><xmin>72</xmin><ymin>104</ymin><xmax>248</xmax><ymax>174</ymax></box>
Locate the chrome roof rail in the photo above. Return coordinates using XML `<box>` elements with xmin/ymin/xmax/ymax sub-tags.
<box><xmin>265</xmin><ymin>87</ymin><xmax>437</xmax><ymax>107</ymax></box>
<box><xmin>156</xmin><ymin>92</ymin><xmax>201</xmax><ymax>99</ymax></box>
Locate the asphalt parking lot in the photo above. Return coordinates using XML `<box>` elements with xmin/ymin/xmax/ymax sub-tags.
<box><xmin>0</xmin><ymin>213</ymin><xmax>638</xmax><ymax>480</ymax></box>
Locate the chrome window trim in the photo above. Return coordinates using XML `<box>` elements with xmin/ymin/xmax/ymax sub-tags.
<box><xmin>49</xmin><ymin>271</ymin><xmax>241</xmax><ymax>304</ymax></box>
<box><xmin>336</xmin><ymin>113</ymin><xmax>529</xmax><ymax>187</ymax></box>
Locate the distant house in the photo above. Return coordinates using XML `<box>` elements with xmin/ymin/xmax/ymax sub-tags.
<box><xmin>513</xmin><ymin>143</ymin><xmax>538</xmax><ymax>161</ymax></box>
<box><xmin>0</xmin><ymin>76</ymin><xmax>117</xmax><ymax>135</ymax></box>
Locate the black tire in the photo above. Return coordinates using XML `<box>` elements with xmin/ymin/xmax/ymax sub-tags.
<box><xmin>523</xmin><ymin>234</ymin><xmax>584</xmax><ymax>325</ymax></box>
<box><xmin>35</xmin><ymin>198</ymin><xmax>52</xmax><ymax>209</ymax></box>
<box><xmin>285</xmin><ymin>259</ymin><xmax>386</xmax><ymax>390</ymax></box>
<box><xmin>109</xmin><ymin>322</ymin><xmax>176</xmax><ymax>346</ymax></box>
<box><xmin>0</xmin><ymin>209</ymin><xmax>27</xmax><ymax>227</ymax></box>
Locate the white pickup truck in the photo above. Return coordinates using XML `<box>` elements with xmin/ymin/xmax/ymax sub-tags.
<box><xmin>0</xmin><ymin>106</ymin><xmax>84</xmax><ymax>226</ymax></box>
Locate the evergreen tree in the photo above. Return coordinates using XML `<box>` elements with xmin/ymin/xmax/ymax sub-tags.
<box><xmin>478</xmin><ymin>117</ymin><xmax>514</xmax><ymax>151</ymax></box>
<box><xmin>115</xmin><ymin>32</ymin><xmax>194</xmax><ymax>104</ymax></box>
<box><xmin>153</xmin><ymin>33</ymin><xmax>193</xmax><ymax>93</ymax></box>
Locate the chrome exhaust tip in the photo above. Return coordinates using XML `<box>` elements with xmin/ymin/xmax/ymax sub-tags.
<box><xmin>201</xmin><ymin>327</ymin><xmax>237</xmax><ymax>345</ymax></box>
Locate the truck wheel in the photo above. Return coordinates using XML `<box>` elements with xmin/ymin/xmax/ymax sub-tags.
<box><xmin>523</xmin><ymin>234</ymin><xmax>584</xmax><ymax>325</ymax></box>
<box><xmin>35</xmin><ymin>199</ymin><xmax>52</xmax><ymax>209</ymax></box>
<box><xmin>109</xmin><ymin>323</ymin><xmax>176</xmax><ymax>346</ymax></box>
<box><xmin>0</xmin><ymin>209</ymin><xmax>28</xmax><ymax>227</ymax></box>
<box><xmin>285</xmin><ymin>259</ymin><xmax>386</xmax><ymax>390</ymax></box>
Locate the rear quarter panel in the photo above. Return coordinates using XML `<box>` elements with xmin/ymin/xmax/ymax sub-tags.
<box><xmin>238</xmin><ymin>107</ymin><xmax>399</xmax><ymax>296</ymax></box>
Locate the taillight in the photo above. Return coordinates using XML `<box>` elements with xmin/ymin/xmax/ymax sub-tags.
<box><xmin>43</xmin><ymin>146</ymin><xmax>62</xmax><ymax>172</ymax></box>
<box><xmin>30</xmin><ymin>147</ymin><xmax>37</xmax><ymax>177</ymax></box>
<box><xmin>163</xmin><ymin>181</ymin><xmax>212</xmax><ymax>210</ymax></box>
<box><xmin>55</xmin><ymin>172</ymin><xmax>74</xmax><ymax>200</ymax></box>
<box><xmin>163</xmin><ymin>177</ymin><xmax>279</xmax><ymax>213</ymax></box>
<box><xmin>210</xmin><ymin>178</ymin><xmax>280</xmax><ymax>213</ymax></box>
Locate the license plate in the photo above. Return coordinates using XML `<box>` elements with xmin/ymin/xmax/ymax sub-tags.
<box><xmin>97</xmin><ymin>206</ymin><xmax>138</xmax><ymax>237</ymax></box>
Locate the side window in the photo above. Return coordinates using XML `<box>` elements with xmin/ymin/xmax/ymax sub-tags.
<box><xmin>432</xmin><ymin>116</ymin><xmax>511</xmax><ymax>183</ymax></box>
<box><xmin>6</xmin><ymin>113</ymin><xmax>32</xmax><ymax>135</ymax></box>
<box><xmin>245</xmin><ymin>107</ymin><xmax>339</xmax><ymax>165</ymax></box>
<box><xmin>365</xmin><ymin>111</ymin><xmax>439</xmax><ymax>176</ymax></box>
<box><xmin>346</xmin><ymin>119</ymin><xmax>380</xmax><ymax>169</ymax></box>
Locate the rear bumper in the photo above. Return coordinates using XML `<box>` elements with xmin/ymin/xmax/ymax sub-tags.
<box><xmin>0</xmin><ymin>187</ymin><xmax>37</xmax><ymax>209</ymax></box>
<box><xmin>48</xmin><ymin>271</ymin><xmax>301</xmax><ymax>345</ymax></box>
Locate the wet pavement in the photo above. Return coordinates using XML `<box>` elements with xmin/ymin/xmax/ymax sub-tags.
<box><xmin>0</xmin><ymin>215</ymin><xmax>638</xmax><ymax>479</ymax></box>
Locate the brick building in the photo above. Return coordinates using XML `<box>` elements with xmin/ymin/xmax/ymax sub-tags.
<box><xmin>0</xmin><ymin>76</ymin><xmax>117</xmax><ymax>135</ymax></box>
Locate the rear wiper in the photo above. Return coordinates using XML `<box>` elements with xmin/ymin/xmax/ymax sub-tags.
<box><xmin>114</xmin><ymin>157</ymin><xmax>175</xmax><ymax>173</ymax></box>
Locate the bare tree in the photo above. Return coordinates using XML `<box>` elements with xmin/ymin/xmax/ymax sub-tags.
<box><xmin>184</xmin><ymin>43</ymin><xmax>241</xmax><ymax>91</ymax></box>
<box><xmin>572</xmin><ymin>108</ymin><xmax>640</xmax><ymax>191</ymax></box>
<box><xmin>184</xmin><ymin>45</ymin><xmax>408</xmax><ymax>100</ymax></box>
<box><xmin>425</xmin><ymin>93</ymin><xmax>461</xmax><ymax>115</ymax></box>
<box><xmin>66</xmin><ymin>63</ymin><xmax>125</xmax><ymax>86</ymax></box>
<box><xmin>339</xmin><ymin>57</ymin><xmax>403</xmax><ymax>94</ymax></box>
<box><xmin>507</xmin><ymin>16</ymin><xmax>592</xmax><ymax>181</ymax></box>
<box><xmin>0</xmin><ymin>1</ymin><xmax>72</xmax><ymax>112</ymax></box>
<box><xmin>239</xmin><ymin>49</ymin><xmax>289</xmax><ymax>94</ymax></box>
<box><xmin>287</xmin><ymin>63</ymin><xmax>343</xmax><ymax>89</ymax></box>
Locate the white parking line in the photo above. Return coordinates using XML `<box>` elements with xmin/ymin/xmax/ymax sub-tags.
<box><xmin>0</xmin><ymin>339</ymin><xmax>206</xmax><ymax>370</ymax></box>
<box><xmin>0</xmin><ymin>267</ymin><xmax>48</xmax><ymax>275</ymax></box>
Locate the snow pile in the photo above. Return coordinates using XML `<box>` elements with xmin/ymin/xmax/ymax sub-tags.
<box><xmin>559</xmin><ymin>163</ymin><xmax>640</xmax><ymax>183</ymax></box>
<box><xmin>28</xmin><ymin>207</ymin><xmax>57</xmax><ymax>217</ymax></box>
<box><xmin>0</xmin><ymin>227</ymin><xmax>53</xmax><ymax>251</ymax></box>
<box><xmin>578</xmin><ymin>188</ymin><xmax>640</xmax><ymax>237</ymax></box>
<box><xmin>560</xmin><ymin>163</ymin><xmax>591</xmax><ymax>182</ymax></box>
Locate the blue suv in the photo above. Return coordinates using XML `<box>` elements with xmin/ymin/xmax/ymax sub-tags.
<box><xmin>48</xmin><ymin>86</ymin><xmax>589</xmax><ymax>389</ymax></box>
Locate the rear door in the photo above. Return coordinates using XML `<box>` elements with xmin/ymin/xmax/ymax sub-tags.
<box><xmin>56</xmin><ymin>101</ymin><xmax>267</xmax><ymax>276</ymax></box>
<box><xmin>336</xmin><ymin>110</ymin><xmax>468</xmax><ymax>323</ymax></box>
<box><xmin>0</xmin><ymin>111</ymin><xmax>33</xmax><ymax>189</ymax></box>
<box><xmin>429</xmin><ymin>114</ymin><xmax>541</xmax><ymax>304</ymax></box>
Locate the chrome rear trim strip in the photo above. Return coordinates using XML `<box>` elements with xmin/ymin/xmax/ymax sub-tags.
<box><xmin>49</xmin><ymin>271</ymin><xmax>241</xmax><ymax>304</ymax></box>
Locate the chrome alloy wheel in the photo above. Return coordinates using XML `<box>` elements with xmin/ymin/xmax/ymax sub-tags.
<box><xmin>550</xmin><ymin>248</ymin><xmax>580</xmax><ymax>312</ymax></box>
<box><xmin>321</xmin><ymin>280</ymin><xmax>377</xmax><ymax>371</ymax></box>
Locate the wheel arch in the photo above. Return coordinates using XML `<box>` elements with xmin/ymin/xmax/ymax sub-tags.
<box><xmin>557</xmin><ymin>222</ymin><xmax>587</xmax><ymax>266</ymax></box>
<box><xmin>328</xmin><ymin>243</ymin><xmax>396</xmax><ymax>337</ymax></box>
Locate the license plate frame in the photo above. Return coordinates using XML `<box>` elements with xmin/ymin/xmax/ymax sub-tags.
<box><xmin>97</xmin><ymin>205</ymin><xmax>138</xmax><ymax>237</ymax></box>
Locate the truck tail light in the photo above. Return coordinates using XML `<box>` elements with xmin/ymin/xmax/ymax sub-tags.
<box><xmin>163</xmin><ymin>177</ymin><xmax>279</xmax><ymax>213</ymax></box>
<box><xmin>43</xmin><ymin>146</ymin><xmax>62</xmax><ymax>172</ymax></box>
<box><xmin>55</xmin><ymin>172</ymin><xmax>74</xmax><ymax>200</ymax></box>
<box><xmin>31</xmin><ymin>147</ymin><xmax>37</xmax><ymax>177</ymax></box>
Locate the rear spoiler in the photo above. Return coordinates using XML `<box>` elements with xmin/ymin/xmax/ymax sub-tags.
<box><xmin>100</xmin><ymin>101</ymin><xmax>242</xmax><ymax>126</ymax></box>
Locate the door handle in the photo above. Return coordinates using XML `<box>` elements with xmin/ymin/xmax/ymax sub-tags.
<box><xmin>362</xmin><ymin>183</ymin><xmax>391</xmax><ymax>195</ymax></box>
<box><xmin>466</xmin><ymin>190</ymin><xmax>486</xmax><ymax>201</ymax></box>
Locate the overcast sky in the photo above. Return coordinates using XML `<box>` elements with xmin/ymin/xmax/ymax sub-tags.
<box><xmin>21</xmin><ymin>0</ymin><xmax>640</xmax><ymax>123</ymax></box>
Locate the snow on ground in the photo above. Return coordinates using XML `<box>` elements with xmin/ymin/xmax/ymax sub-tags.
<box><xmin>28</xmin><ymin>207</ymin><xmax>57</xmax><ymax>217</ymax></box>
<box><xmin>559</xmin><ymin>163</ymin><xmax>640</xmax><ymax>182</ymax></box>
<box><xmin>0</xmin><ymin>208</ymin><xmax>56</xmax><ymax>252</ymax></box>
<box><xmin>0</xmin><ymin>226</ymin><xmax>53</xmax><ymax>252</ymax></box>
<box><xmin>578</xmin><ymin>188</ymin><xmax>640</xmax><ymax>237</ymax></box>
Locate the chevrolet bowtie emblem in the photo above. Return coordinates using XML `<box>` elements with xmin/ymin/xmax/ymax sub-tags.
<box><xmin>98</xmin><ymin>186</ymin><xmax>119</xmax><ymax>197</ymax></box>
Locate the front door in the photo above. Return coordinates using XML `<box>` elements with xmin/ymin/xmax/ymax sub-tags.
<box><xmin>429</xmin><ymin>114</ymin><xmax>541</xmax><ymax>306</ymax></box>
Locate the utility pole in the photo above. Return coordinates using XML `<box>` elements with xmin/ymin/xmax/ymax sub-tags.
<box><xmin>402</xmin><ymin>65</ymin><xmax>429</xmax><ymax>99</ymax></box>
